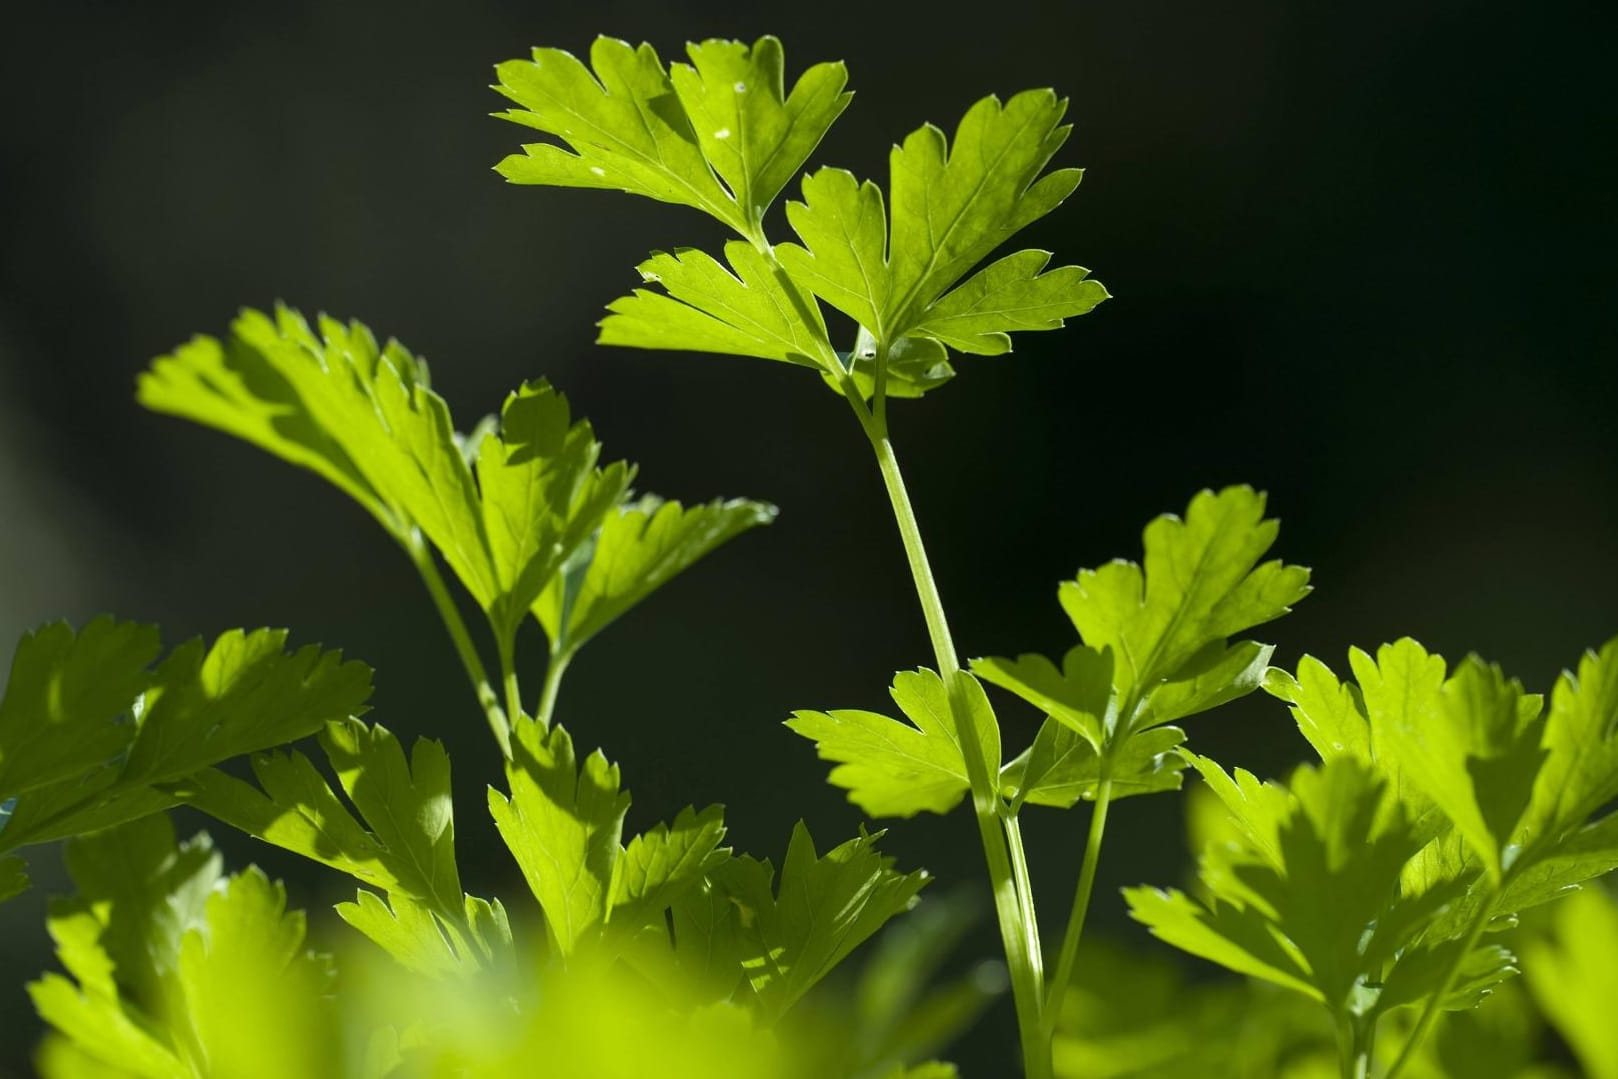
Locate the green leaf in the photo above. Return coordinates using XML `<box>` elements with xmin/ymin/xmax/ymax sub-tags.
<box><xmin>143</xmin><ymin>307</ymin><xmax>500</xmax><ymax>606</ymax></box>
<box><xmin>1356</xmin><ymin>643</ymin><xmax>1547</xmax><ymax>879</ymax></box>
<box><xmin>30</xmin><ymin>953</ymin><xmax>187</xmax><ymax>1079</ymax></box>
<box><xmin>1001</xmin><ymin>721</ymin><xmax>1186</xmax><ymax>809</ymax></box>
<box><xmin>0</xmin><ymin>618</ymin><xmax>161</xmax><ymax>800</ymax></box>
<box><xmin>55</xmin><ymin>816</ymin><xmax>221</xmax><ymax>999</ymax></box>
<box><xmin>174</xmin><ymin>719</ymin><xmax>514</xmax><ymax>975</ymax></box>
<box><xmin>1122</xmin><ymin>885</ymin><xmax>1316</xmax><ymax>999</ymax></box>
<box><xmin>973</xmin><ymin>644</ymin><xmax>1112</xmax><ymax>749</ymax></box>
<box><xmin>493</xmin><ymin>37</ymin><xmax>748</xmax><ymax>233</ymax></box>
<box><xmin>721</xmin><ymin>822</ymin><xmax>929</xmax><ymax>1021</ymax></box>
<box><xmin>1262</xmin><ymin>653</ymin><xmax>1372</xmax><ymax>762</ymax></box>
<box><xmin>1524</xmin><ymin>637</ymin><xmax>1618</xmax><ymax>844</ymax></box>
<box><xmin>137</xmin><ymin>326</ymin><xmax>382</xmax><ymax>521</ymax></box>
<box><xmin>1135</xmin><ymin>640</ymin><xmax>1275</xmax><ymax>729</ymax></box>
<box><xmin>775</xmin><ymin>167</ymin><xmax>890</xmax><ymax>335</ymax></box>
<box><xmin>786</xmin><ymin>669</ymin><xmax>1000</xmax><ymax>819</ymax></box>
<box><xmin>0</xmin><ymin>780</ymin><xmax>179</xmax><ymax>856</ymax></box>
<box><xmin>319</xmin><ymin>718</ymin><xmax>464</xmax><ymax>911</ymax></box>
<box><xmin>608</xmin><ymin>804</ymin><xmax>729</xmax><ymax>939</ymax></box>
<box><xmin>1522</xmin><ymin>885</ymin><xmax>1618</xmax><ymax>1079</ymax></box>
<box><xmin>1277</xmin><ymin>642</ymin><xmax>1450</xmax><ymax>846</ymax></box>
<box><xmin>179</xmin><ymin>721</ymin><xmax>469</xmax><ymax>905</ymax></box>
<box><xmin>28</xmin><ymin>818</ymin><xmax>218</xmax><ymax>1079</ymax></box>
<box><xmin>475</xmin><ymin>380</ymin><xmax>626</xmax><ymax>635</ymax></box>
<box><xmin>536</xmin><ymin>495</ymin><xmax>776</xmax><ymax>655</ymax></box>
<box><xmin>668</xmin><ymin>36</ymin><xmax>851</xmax><ymax>226</ymax></box>
<box><xmin>1129</xmin><ymin>758</ymin><xmax>1426</xmax><ymax>1009</ymax></box>
<box><xmin>174</xmin><ymin>867</ymin><xmax>336</xmax><ymax>1077</ymax></box>
<box><xmin>123</xmin><ymin>628</ymin><xmax>372</xmax><ymax>786</ymax></box>
<box><xmin>1183</xmin><ymin>755</ymin><xmax>1293</xmax><ymax>866</ymax></box>
<box><xmin>335</xmin><ymin>890</ymin><xmax>512</xmax><ymax>978</ymax></box>
<box><xmin>667</xmin><ymin>875</ymin><xmax>751</xmax><ymax>1002</ymax></box>
<box><xmin>779</xmin><ymin>91</ymin><xmax>1095</xmax><ymax>347</ymax></box>
<box><xmin>1497</xmin><ymin>811</ymin><xmax>1618</xmax><ymax>912</ymax></box>
<box><xmin>1377</xmin><ymin>938</ymin><xmax>1518</xmax><ymax>1014</ymax></box>
<box><xmin>489</xmin><ymin>719</ymin><xmax>629</xmax><ymax>955</ymax></box>
<box><xmin>171</xmin><ymin>748</ymin><xmax>398</xmax><ymax>894</ymax></box>
<box><xmin>598</xmin><ymin>242</ymin><xmax>837</xmax><ymax>370</ymax></box>
<box><xmin>0</xmin><ymin>629</ymin><xmax>371</xmax><ymax>856</ymax></box>
<box><xmin>912</xmin><ymin>249</ymin><xmax>1108</xmax><ymax>356</ymax></box>
<box><xmin>1059</xmin><ymin>485</ymin><xmax>1310</xmax><ymax>726</ymax></box>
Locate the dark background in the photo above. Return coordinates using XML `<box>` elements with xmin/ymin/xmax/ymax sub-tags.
<box><xmin>1</xmin><ymin>0</ymin><xmax>1614</xmax><ymax>1072</ymax></box>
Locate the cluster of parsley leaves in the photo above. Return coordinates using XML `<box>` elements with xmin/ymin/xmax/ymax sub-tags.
<box><xmin>0</xmin><ymin>31</ymin><xmax>1614</xmax><ymax>1079</ymax></box>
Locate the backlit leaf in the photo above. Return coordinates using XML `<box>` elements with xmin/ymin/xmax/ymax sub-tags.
<box><xmin>786</xmin><ymin>669</ymin><xmax>1000</xmax><ymax>819</ymax></box>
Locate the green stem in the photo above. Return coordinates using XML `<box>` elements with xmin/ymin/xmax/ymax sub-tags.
<box><xmin>862</xmin><ymin>422</ymin><xmax>1050</xmax><ymax>1079</ymax></box>
<box><xmin>494</xmin><ymin>624</ymin><xmax>523</xmax><ymax>727</ymax></box>
<box><xmin>1003</xmin><ymin>812</ymin><xmax>1046</xmax><ymax>976</ymax></box>
<box><xmin>1337</xmin><ymin>1012</ymin><xmax>1374</xmax><ymax>1079</ymax></box>
<box><xmin>535</xmin><ymin>647</ymin><xmax>573</xmax><ymax>729</ymax></box>
<box><xmin>1384</xmin><ymin>887</ymin><xmax>1502</xmax><ymax>1079</ymax></box>
<box><xmin>1043</xmin><ymin>775</ymin><xmax>1113</xmax><ymax>1030</ymax></box>
<box><xmin>402</xmin><ymin>533</ymin><xmax>512</xmax><ymax>759</ymax></box>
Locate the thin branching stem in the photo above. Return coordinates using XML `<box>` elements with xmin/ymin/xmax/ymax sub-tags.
<box><xmin>536</xmin><ymin>647</ymin><xmax>573</xmax><ymax>730</ymax></box>
<box><xmin>1044</xmin><ymin>774</ymin><xmax>1114</xmax><ymax>1031</ymax></box>
<box><xmin>402</xmin><ymin>531</ymin><xmax>512</xmax><ymax>759</ymax></box>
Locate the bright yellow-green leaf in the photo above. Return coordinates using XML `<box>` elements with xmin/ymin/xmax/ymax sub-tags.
<box><xmin>669</xmin><ymin>37</ymin><xmax>851</xmax><ymax>227</ymax></box>
<box><xmin>785</xmin><ymin>669</ymin><xmax>1000</xmax><ymax>819</ymax></box>
<box><xmin>778</xmin><ymin>91</ymin><xmax>1093</xmax><ymax>349</ymax></box>
<box><xmin>489</xmin><ymin>719</ymin><xmax>629</xmax><ymax>955</ymax></box>
<box><xmin>493</xmin><ymin>38</ymin><xmax>748</xmax><ymax>233</ymax></box>
<box><xmin>914</xmin><ymin>249</ymin><xmax>1108</xmax><ymax>356</ymax></box>
<box><xmin>1129</xmin><ymin>758</ymin><xmax>1427</xmax><ymax>1010</ymax></box>
<box><xmin>598</xmin><ymin>243</ymin><xmax>837</xmax><ymax>370</ymax></box>
<box><xmin>537</xmin><ymin>495</ymin><xmax>775</xmax><ymax>655</ymax></box>
<box><xmin>1060</xmin><ymin>486</ymin><xmax>1310</xmax><ymax>724</ymax></box>
<box><xmin>476</xmin><ymin>380</ymin><xmax>628</xmax><ymax>636</ymax></box>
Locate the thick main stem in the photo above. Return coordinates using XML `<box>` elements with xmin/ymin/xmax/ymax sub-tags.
<box><xmin>1384</xmin><ymin>887</ymin><xmax>1502</xmax><ymax>1079</ymax></box>
<box><xmin>403</xmin><ymin>533</ymin><xmax>512</xmax><ymax>759</ymax></box>
<box><xmin>1043</xmin><ymin>775</ymin><xmax>1114</xmax><ymax>1030</ymax></box>
<box><xmin>865</xmin><ymin>428</ymin><xmax>1051</xmax><ymax>1079</ymax></box>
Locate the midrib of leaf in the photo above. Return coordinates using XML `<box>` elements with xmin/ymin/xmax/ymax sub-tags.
<box><xmin>373</xmin><ymin>791</ymin><xmax>460</xmax><ymax>922</ymax></box>
<box><xmin>888</xmin><ymin>106</ymin><xmax>1046</xmax><ymax>336</ymax></box>
<box><xmin>673</xmin><ymin>265</ymin><xmax>809</xmax><ymax>355</ymax></box>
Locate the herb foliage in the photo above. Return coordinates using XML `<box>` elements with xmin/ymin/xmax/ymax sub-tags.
<box><xmin>0</xmin><ymin>31</ymin><xmax>1612</xmax><ymax>1079</ymax></box>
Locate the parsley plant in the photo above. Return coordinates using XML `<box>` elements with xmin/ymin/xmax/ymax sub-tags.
<box><xmin>0</xmin><ymin>31</ymin><xmax>1613</xmax><ymax>1079</ymax></box>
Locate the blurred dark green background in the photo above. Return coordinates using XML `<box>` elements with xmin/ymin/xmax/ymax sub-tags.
<box><xmin>1</xmin><ymin>0</ymin><xmax>1614</xmax><ymax>1072</ymax></box>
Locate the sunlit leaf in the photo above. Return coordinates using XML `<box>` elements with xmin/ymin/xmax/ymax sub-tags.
<box><xmin>786</xmin><ymin>669</ymin><xmax>999</xmax><ymax>819</ymax></box>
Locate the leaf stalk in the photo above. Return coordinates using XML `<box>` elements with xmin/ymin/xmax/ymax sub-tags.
<box><xmin>402</xmin><ymin>531</ymin><xmax>513</xmax><ymax>759</ymax></box>
<box><xmin>1042</xmin><ymin>773</ymin><xmax>1114</xmax><ymax>1032</ymax></box>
